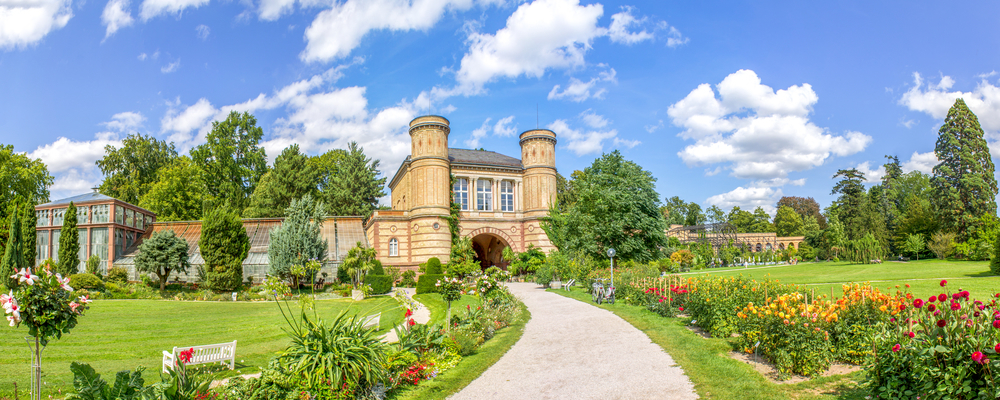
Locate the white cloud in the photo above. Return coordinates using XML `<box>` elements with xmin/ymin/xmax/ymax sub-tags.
<box><xmin>195</xmin><ymin>24</ymin><xmax>209</xmax><ymax>40</ymax></box>
<box><xmin>644</xmin><ymin>119</ymin><xmax>663</xmax><ymax>133</ymax></box>
<box><xmin>548</xmin><ymin>67</ymin><xmax>616</xmax><ymax>102</ymax></box>
<box><xmin>139</xmin><ymin>0</ymin><xmax>209</xmax><ymax>21</ymax></box>
<box><xmin>102</xmin><ymin>111</ymin><xmax>145</xmax><ymax>132</ymax></box>
<box><xmin>668</xmin><ymin>69</ymin><xmax>871</xmax><ymax>180</ymax></box>
<box><xmin>450</xmin><ymin>0</ymin><xmax>605</xmax><ymax>95</ymax></box>
<box><xmin>0</xmin><ymin>0</ymin><xmax>73</xmax><ymax>49</ymax></box>
<box><xmin>493</xmin><ymin>115</ymin><xmax>516</xmax><ymax>136</ymax></box>
<box><xmin>257</xmin><ymin>0</ymin><xmax>297</xmax><ymax>21</ymax></box>
<box><xmin>547</xmin><ymin>111</ymin><xmax>638</xmax><ymax>156</ymax></box>
<box><xmin>607</xmin><ymin>6</ymin><xmax>653</xmax><ymax>45</ymax></box>
<box><xmin>856</xmin><ymin>161</ymin><xmax>885</xmax><ymax>184</ymax></box>
<box><xmin>666</xmin><ymin>26</ymin><xmax>688</xmax><ymax>47</ymax></box>
<box><xmin>161</xmin><ymin>59</ymin><xmax>180</xmax><ymax>73</ymax></box>
<box><xmin>466</xmin><ymin>118</ymin><xmax>491</xmax><ymax>148</ymax></box>
<box><xmin>899</xmin><ymin>72</ymin><xmax>1000</xmax><ymax>156</ymax></box>
<box><xmin>301</xmin><ymin>0</ymin><xmax>477</xmax><ymax>63</ymax></box>
<box><xmin>901</xmin><ymin>151</ymin><xmax>937</xmax><ymax>174</ymax></box>
<box><xmin>161</xmin><ymin>97</ymin><xmax>217</xmax><ymax>145</ymax></box>
<box><xmin>706</xmin><ymin>186</ymin><xmax>782</xmax><ymax>215</ymax></box>
<box><xmin>137</xmin><ymin>52</ymin><xmax>147</xmax><ymax>60</ymax></box>
<box><xmin>102</xmin><ymin>0</ymin><xmax>134</xmax><ymax>39</ymax></box>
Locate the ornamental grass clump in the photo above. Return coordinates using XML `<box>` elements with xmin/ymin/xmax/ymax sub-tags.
<box><xmin>866</xmin><ymin>280</ymin><xmax>1000</xmax><ymax>399</ymax></box>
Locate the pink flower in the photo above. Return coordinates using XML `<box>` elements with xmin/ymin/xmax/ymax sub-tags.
<box><xmin>940</xmin><ymin>280</ymin><xmax>947</xmax><ymax>287</ymax></box>
<box><xmin>972</xmin><ymin>351</ymin><xmax>986</xmax><ymax>364</ymax></box>
<box><xmin>938</xmin><ymin>294</ymin><xmax>947</xmax><ymax>303</ymax></box>
<box><xmin>892</xmin><ymin>344</ymin><xmax>901</xmax><ymax>352</ymax></box>
<box><xmin>913</xmin><ymin>299</ymin><xmax>924</xmax><ymax>308</ymax></box>
<box><xmin>78</xmin><ymin>295</ymin><xmax>92</xmax><ymax>304</ymax></box>
<box><xmin>6</xmin><ymin>315</ymin><xmax>20</xmax><ymax>327</ymax></box>
<box><xmin>951</xmin><ymin>302</ymin><xmax>961</xmax><ymax>311</ymax></box>
<box><xmin>69</xmin><ymin>302</ymin><xmax>80</xmax><ymax>313</ymax></box>
<box><xmin>13</xmin><ymin>268</ymin><xmax>38</xmax><ymax>286</ymax></box>
<box><xmin>56</xmin><ymin>274</ymin><xmax>74</xmax><ymax>292</ymax></box>
<box><xmin>907</xmin><ymin>331</ymin><xmax>915</xmax><ymax>338</ymax></box>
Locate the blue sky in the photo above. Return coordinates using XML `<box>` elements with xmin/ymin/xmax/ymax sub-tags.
<box><xmin>3</xmin><ymin>0</ymin><xmax>1000</xmax><ymax>214</ymax></box>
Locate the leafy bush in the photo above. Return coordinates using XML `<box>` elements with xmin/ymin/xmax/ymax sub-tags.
<box><xmin>991</xmin><ymin>229</ymin><xmax>1000</xmax><ymax>275</ymax></box>
<box><xmin>400</xmin><ymin>270</ymin><xmax>417</xmax><ymax>288</ymax></box>
<box><xmin>85</xmin><ymin>256</ymin><xmax>102</xmax><ymax>278</ymax></box>
<box><xmin>337</xmin><ymin>264</ymin><xmax>351</xmax><ymax>284</ymax></box>
<box><xmin>416</xmin><ymin>274</ymin><xmax>443</xmax><ymax>294</ymax></box>
<box><xmin>369</xmin><ymin>259</ymin><xmax>385</xmax><ymax>275</ymax></box>
<box><xmin>425</xmin><ymin>257</ymin><xmax>443</xmax><ymax>274</ymax></box>
<box><xmin>69</xmin><ymin>273</ymin><xmax>105</xmax><ymax>290</ymax></box>
<box><xmin>105</xmin><ymin>267</ymin><xmax>129</xmax><ymax>284</ymax></box>
<box><xmin>279</xmin><ymin>311</ymin><xmax>390</xmax><ymax>393</ymax></box>
<box><xmin>865</xmin><ymin>282</ymin><xmax>1000</xmax><ymax>399</ymax></box>
<box><xmin>365</xmin><ymin>274</ymin><xmax>393</xmax><ymax>295</ymax></box>
<box><xmin>64</xmin><ymin>362</ymin><xmax>146</xmax><ymax>400</ymax></box>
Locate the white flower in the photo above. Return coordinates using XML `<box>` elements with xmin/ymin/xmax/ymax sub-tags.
<box><xmin>14</xmin><ymin>268</ymin><xmax>38</xmax><ymax>286</ymax></box>
<box><xmin>78</xmin><ymin>295</ymin><xmax>92</xmax><ymax>304</ymax></box>
<box><xmin>56</xmin><ymin>274</ymin><xmax>74</xmax><ymax>292</ymax></box>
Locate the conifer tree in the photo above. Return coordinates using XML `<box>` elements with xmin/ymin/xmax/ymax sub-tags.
<box><xmin>322</xmin><ymin>142</ymin><xmax>386</xmax><ymax>217</ymax></box>
<box><xmin>200</xmin><ymin>206</ymin><xmax>249</xmax><ymax>291</ymax></box>
<box><xmin>57</xmin><ymin>203</ymin><xmax>80</xmax><ymax>275</ymax></box>
<box><xmin>21</xmin><ymin>202</ymin><xmax>36</xmax><ymax>266</ymax></box>
<box><xmin>1</xmin><ymin>204</ymin><xmax>25</xmax><ymax>288</ymax></box>
<box><xmin>931</xmin><ymin>99</ymin><xmax>998</xmax><ymax>239</ymax></box>
<box><xmin>245</xmin><ymin>145</ymin><xmax>321</xmax><ymax>218</ymax></box>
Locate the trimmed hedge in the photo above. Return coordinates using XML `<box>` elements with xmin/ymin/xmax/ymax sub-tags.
<box><xmin>416</xmin><ymin>274</ymin><xmax>444</xmax><ymax>294</ymax></box>
<box><xmin>425</xmin><ymin>257</ymin><xmax>443</xmax><ymax>274</ymax></box>
<box><xmin>370</xmin><ymin>260</ymin><xmax>385</xmax><ymax>275</ymax></box>
<box><xmin>337</xmin><ymin>265</ymin><xmax>351</xmax><ymax>284</ymax></box>
<box><xmin>69</xmin><ymin>273</ymin><xmax>104</xmax><ymax>290</ymax></box>
<box><xmin>365</xmin><ymin>274</ymin><xmax>393</xmax><ymax>295</ymax></box>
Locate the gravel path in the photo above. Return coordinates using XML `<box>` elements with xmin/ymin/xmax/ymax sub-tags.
<box><xmin>451</xmin><ymin>282</ymin><xmax>698</xmax><ymax>400</ymax></box>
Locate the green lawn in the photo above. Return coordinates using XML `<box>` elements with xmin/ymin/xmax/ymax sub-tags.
<box><xmin>413</xmin><ymin>293</ymin><xmax>482</xmax><ymax>325</ymax></box>
<box><xmin>679</xmin><ymin>259</ymin><xmax>1000</xmax><ymax>299</ymax></box>
<box><xmin>551</xmin><ymin>288</ymin><xmax>867</xmax><ymax>400</ymax></box>
<box><xmin>0</xmin><ymin>296</ymin><xmax>405</xmax><ymax>399</ymax></box>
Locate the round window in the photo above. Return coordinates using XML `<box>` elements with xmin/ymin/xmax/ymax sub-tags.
<box><xmin>433</xmin><ymin>222</ymin><xmax>441</xmax><ymax>230</ymax></box>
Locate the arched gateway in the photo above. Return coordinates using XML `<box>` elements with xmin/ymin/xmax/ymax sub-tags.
<box><xmin>466</xmin><ymin>227</ymin><xmax>517</xmax><ymax>270</ymax></box>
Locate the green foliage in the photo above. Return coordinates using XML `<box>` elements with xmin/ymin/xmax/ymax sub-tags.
<box><xmin>96</xmin><ymin>134</ymin><xmax>178</xmax><ymax>205</ymax></box>
<box><xmin>341</xmin><ymin>241</ymin><xmax>376</xmax><ymax>286</ymax></box>
<box><xmin>777</xmin><ymin>196</ymin><xmax>827</xmax><ymax>229</ymax></box>
<box><xmin>903</xmin><ymin>233</ymin><xmax>925</xmax><ymax>260</ymax></box>
<box><xmin>278</xmin><ymin>310</ymin><xmax>390</xmax><ymax>391</ymax></box>
<box><xmin>369</xmin><ymin>259</ymin><xmax>385</xmax><ymax>275</ymax></box>
<box><xmin>64</xmin><ymin>362</ymin><xmax>146</xmax><ymax>400</ymax></box>
<box><xmin>446</xmin><ymin>237</ymin><xmax>479</xmax><ymax>278</ymax></box>
<box><xmin>199</xmin><ymin>206</ymin><xmax>249</xmax><ymax>291</ymax></box>
<box><xmin>86</xmin><ymin>256</ymin><xmax>102</xmax><ymax>277</ymax></box>
<box><xmin>135</xmin><ymin>230</ymin><xmax>190</xmax><ymax>291</ymax></box>
<box><xmin>662</xmin><ymin>196</ymin><xmax>705</xmax><ymax>226</ymax></box>
<box><xmin>190</xmin><ymin>111</ymin><xmax>268</xmax><ymax>213</ymax></box>
<box><xmin>928</xmin><ymin>231</ymin><xmax>956</xmax><ymax>259</ymax></box>
<box><xmin>244</xmin><ymin>144</ymin><xmax>321</xmax><ymax>218</ymax></box>
<box><xmin>400</xmin><ymin>270</ymin><xmax>417</xmax><ymax>287</ymax></box>
<box><xmin>1</xmin><ymin>204</ymin><xmax>26</xmax><ymax>288</ymax></box>
<box><xmin>267</xmin><ymin>194</ymin><xmax>327</xmax><ymax>281</ymax></box>
<box><xmin>773</xmin><ymin>205</ymin><xmax>804</xmax><ymax>237</ymax></box>
<box><xmin>501</xmin><ymin>245</ymin><xmax>546</xmax><ymax>276</ymax></box>
<box><xmin>416</xmin><ymin>274</ymin><xmax>444</xmax><ymax>294</ymax></box>
<box><xmin>11</xmin><ymin>268</ymin><xmax>92</xmax><ymax>345</ymax></box>
<box><xmin>844</xmin><ymin>233</ymin><xmax>884</xmax><ymax>264</ymax></box>
<box><xmin>993</xmin><ymin>229</ymin><xmax>1000</xmax><ymax>275</ymax></box>
<box><xmin>69</xmin><ymin>273</ymin><xmax>104</xmax><ymax>290</ymax></box>
<box><xmin>58</xmin><ymin>202</ymin><xmax>81</xmax><ymax>276</ymax></box>
<box><xmin>105</xmin><ymin>267</ymin><xmax>128</xmax><ymax>283</ymax></box>
<box><xmin>318</xmin><ymin>142</ymin><xmax>387</xmax><ymax>217</ymax></box>
<box><xmin>20</xmin><ymin>202</ymin><xmax>37</xmax><ymax>269</ymax></box>
<box><xmin>424</xmin><ymin>257</ymin><xmax>443</xmax><ymax>274</ymax></box>
<box><xmin>139</xmin><ymin>157</ymin><xmax>211</xmax><ymax>222</ymax></box>
<box><xmin>0</xmin><ymin>145</ymin><xmax>52</xmax><ymax>252</ymax></box>
<box><xmin>364</xmin><ymin>275</ymin><xmax>393</xmax><ymax>295</ymax></box>
<box><xmin>726</xmin><ymin>206</ymin><xmax>774</xmax><ymax>233</ymax></box>
<box><xmin>932</xmin><ymin>99</ymin><xmax>998</xmax><ymax>241</ymax></box>
<box><xmin>543</xmin><ymin>150</ymin><xmax>666</xmax><ymax>262</ymax></box>
<box><xmin>336</xmin><ymin>263</ymin><xmax>351</xmax><ymax>284</ymax></box>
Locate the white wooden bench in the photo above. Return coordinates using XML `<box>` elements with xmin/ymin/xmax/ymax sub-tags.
<box><xmin>361</xmin><ymin>312</ymin><xmax>381</xmax><ymax>330</ymax></box>
<box><xmin>162</xmin><ymin>340</ymin><xmax>237</xmax><ymax>373</ymax></box>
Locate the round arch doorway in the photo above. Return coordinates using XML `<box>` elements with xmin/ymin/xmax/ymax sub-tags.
<box><xmin>471</xmin><ymin>233</ymin><xmax>510</xmax><ymax>270</ymax></box>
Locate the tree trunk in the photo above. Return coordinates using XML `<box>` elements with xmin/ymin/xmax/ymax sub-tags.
<box><xmin>158</xmin><ymin>270</ymin><xmax>168</xmax><ymax>291</ymax></box>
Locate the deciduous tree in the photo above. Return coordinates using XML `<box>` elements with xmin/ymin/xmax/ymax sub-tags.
<box><xmin>139</xmin><ymin>157</ymin><xmax>211</xmax><ymax>221</ymax></box>
<box><xmin>931</xmin><ymin>99</ymin><xmax>997</xmax><ymax>240</ymax></box>
<box><xmin>135</xmin><ymin>230</ymin><xmax>190</xmax><ymax>290</ymax></box>
<box><xmin>777</xmin><ymin>196</ymin><xmax>827</xmax><ymax>229</ymax></box>
<box><xmin>774</xmin><ymin>205</ymin><xmax>804</xmax><ymax>237</ymax></box>
<box><xmin>96</xmin><ymin>134</ymin><xmax>178</xmax><ymax>205</ymax></box>
<box><xmin>190</xmin><ymin>111</ymin><xmax>268</xmax><ymax>213</ymax></box>
<box><xmin>0</xmin><ymin>146</ymin><xmax>51</xmax><ymax>252</ymax></box>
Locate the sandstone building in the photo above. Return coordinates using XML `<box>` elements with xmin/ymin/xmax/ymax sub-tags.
<box><xmin>365</xmin><ymin>115</ymin><xmax>558</xmax><ymax>270</ymax></box>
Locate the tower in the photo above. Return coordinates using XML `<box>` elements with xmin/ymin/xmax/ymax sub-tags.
<box><xmin>519</xmin><ymin>129</ymin><xmax>557</xmax><ymax>218</ymax></box>
<box><xmin>407</xmin><ymin>115</ymin><xmax>452</xmax><ymax>263</ymax></box>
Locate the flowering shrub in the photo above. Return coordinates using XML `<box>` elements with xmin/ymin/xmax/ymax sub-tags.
<box><xmin>4</xmin><ymin>266</ymin><xmax>90</xmax><ymax>343</ymax></box>
<box><xmin>865</xmin><ymin>281</ymin><xmax>1000</xmax><ymax>399</ymax></box>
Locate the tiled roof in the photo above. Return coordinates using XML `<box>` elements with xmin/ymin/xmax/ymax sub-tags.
<box><xmin>448</xmin><ymin>148</ymin><xmax>522</xmax><ymax>168</ymax></box>
<box><xmin>37</xmin><ymin>192</ymin><xmax>116</xmax><ymax>208</ymax></box>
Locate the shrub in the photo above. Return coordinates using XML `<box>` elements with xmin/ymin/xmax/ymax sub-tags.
<box><xmin>279</xmin><ymin>311</ymin><xmax>390</xmax><ymax>393</ymax></box>
<box><xmin>425</xmin><ymin>257</ymin><xmax>443</xmax><ymax>274</ymax></box>
<box><xmin>365</xmin><ymin>275</ymin><xmax>393</xmax><ymax>295</ymax></box>
<box><xmin>416</xmin><ymin>274</ymin><xmax>443</xmax><ymax>294</ymax></box>
<box><xmin>69</xmin><ymin>273</ymin><xmax>104</xmax><ymax>290</ymax></box>
<box><xmin>105</xmin><ymin>267</ymin><xmax>129</xmax><ymax>284</ymax></box>
<box><xmin>370</xmin><ymin>259</ymin><xmax>385</xmax><ymax>275</ymax></box>
<box><xmin>400</xmin><ymin>270</ymin><xmax>417</xmax><ymax>288</ymax></box>
<box><xmin>337</xmin><ymin>264</ymin><xmax>351</xmax><ymax>284</ymax></box>
<box><xmin>85</xmin><ymin>256</ymin><xmax>102</xmax><ymax>277</ymax></box>
<box><xmin>200</xmin><ymin>206</ymin><xmax>249</xmax><ymax>291</ymax></box>
<box><xmin>991</xmin><ymin>229</ymin><xmax>1000</xmax><ymax>275</ymax></box>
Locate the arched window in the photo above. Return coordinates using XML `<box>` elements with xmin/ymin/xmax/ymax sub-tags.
<box><xmin>765</xmin><ymin>243</ymin><xmax>772</xmax><ymax>251</ymax></box>
<box><xmin>389</xmin><ymin>238</ymin><xmax>399</xmax><ymax>257</ymax></box>
<box><xmin>778</xmin><ymin>243</ymin><xmax>785</xmax><ymax>251</ymax></box>
<box><xmin>755</xmin><ymin>243</ymin><xmax>762</xmax><ymax>252</ymax></box>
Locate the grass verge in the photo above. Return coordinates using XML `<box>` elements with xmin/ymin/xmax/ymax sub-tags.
<box><xmin>413</xmin><ymin>294</ymin><xmax>482</xmax><ymax>325</ymax></box>
<box><xmin>390</xmin><ymin>300</ymin><xmax>530</xmax><ymax>400</ymax></box>
<box><xmin>550</xmin><ymin>287</ymin><xmax>867</xmax><ymax>400</ymax></box>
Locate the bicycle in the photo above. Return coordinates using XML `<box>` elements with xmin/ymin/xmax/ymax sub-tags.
<box><xmin>591</xmin><ymin>279</ymin><xmax>616</xmax><ymax>305</ymax></box>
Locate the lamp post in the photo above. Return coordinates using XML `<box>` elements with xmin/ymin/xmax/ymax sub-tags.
<box><xmin>607</xmin><ymin>248</ymin><xmax>616</xmax><ymax>287</ymax></box>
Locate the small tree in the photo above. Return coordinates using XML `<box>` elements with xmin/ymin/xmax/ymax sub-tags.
<box><xmin>57</xmin><ymin>202</ymin><xmax>80</xmax><ymax>276</ymax></box>
<box><xmin>200</xmin><ymin>206</ymin><xmax>249</xmax><ymax>291</ymax></box>
<box><xmin>928</xmin><ymin>232</ymin><xmax>956</xmax><ymax>260</ymax></box>
<box><xmin>991</xmin><ymin>230</ymin><xmax>1000</xmax><ymax>275</ymax></box>
<box><xmin>85</xmin><ymin>255</ymin><xmax>101</xmax><ymax>276</ymax></box>
<box><xmin>342</xmin><ymin>242</ymin><xmax>376</xmax><ymax>287</ymax></box>
<box><xmin>436</xmin><ymin>276</ymin><xmax>464</xmax><ymax>330</ymax></box>
<box><xmin>904</xmin><ymin>233</ymin><xmax>925</xmax><ymax>261</ymax></box>
<box><xmin>135</xmin><ymin>230</ymin><xmax>191</xmax><ymax>291</ymax></box>
<box><xmin>268</xmin><ymin>194</ymin><xmax>327</xmax><ymax>285</ymax></box>
<box><xmin>1</xmin><ymin>204</ymin><xmax>26</xmax><ymax>289</ymax></box>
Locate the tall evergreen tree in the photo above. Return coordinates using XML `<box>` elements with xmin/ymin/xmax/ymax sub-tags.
<box><xmin>321</xmin><ymin>142</ymin><xmax>387</xmax><ymax>216</ymax></box>
<box><xmin>1</xmin><ymin>204</ymin><xmax>26</xmax><ymax>288</ymax></box>
<box><xmin>931</xmin><ymin>99</ymin><xmax>998</xmax><ymax>239</ymax></box>
<box><xmin>57</xmin><ymin>202</ymin><xmax>80</xmax><ymax>275</ymax></box>
<box><xmin>245</xmin><ymin>144</ymin><xmax>321</xmax><ymax>218</ymax></box>
<box><xmin>20</xmin><ymin>202</ymin><xmax>36</xmax><ymax>267</ymax></box>
<box><xmin>200</xmin><ymin>206</ymin><xmax>249</xmax><ymax>291</ymax></box>
<box><xmin>268</xmin><ymin>194</ymin><xmax>328</xmax><ymax>280</ymax></box>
